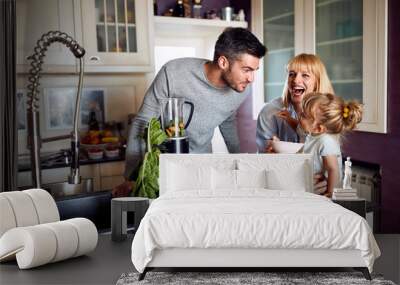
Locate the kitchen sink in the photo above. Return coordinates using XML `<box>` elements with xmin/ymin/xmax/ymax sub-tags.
<box><xmin>42</xmin><ymin>178</ymin><xmax>94</xmax><ymax>199</ymax></box>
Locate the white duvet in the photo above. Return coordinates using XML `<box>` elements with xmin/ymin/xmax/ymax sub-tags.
<box><xmin>131</xmin><ymin>190</ymin><xmax>380</xmax><ymax>273</ymax></box>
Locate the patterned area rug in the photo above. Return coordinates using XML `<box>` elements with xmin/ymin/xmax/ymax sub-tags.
<box><xmin>116</xmin><ymin>271</ymin><xmax>396</xmax><ymax>285</ymax></box>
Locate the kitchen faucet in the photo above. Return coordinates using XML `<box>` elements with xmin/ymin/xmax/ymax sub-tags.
<box><xmin>26</xmin><ymin>31</ymin><xmax>85</xmax><ymax>188</ymax></box>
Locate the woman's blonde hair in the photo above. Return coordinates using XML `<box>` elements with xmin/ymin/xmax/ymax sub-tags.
<box><xmin>282</xmin><ymin>54</ymin><xmax>334</xmax><ymax>108</ymax></box>
<box><xmin>302</xmin><ymin>92</ymin><xmax>363</xmax><ymax>135</ymax></box>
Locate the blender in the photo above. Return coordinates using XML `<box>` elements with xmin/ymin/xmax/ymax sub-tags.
<box><xmin>159</xmin><ymin>98</ymin><xmax>194</xmax><ymax>153</ymax></box>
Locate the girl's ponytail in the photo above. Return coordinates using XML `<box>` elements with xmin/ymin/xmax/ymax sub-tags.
<box><xmin>342</xmin><ymin>101</ymin><xmax>363</xmax><ymax>131</ymax></box>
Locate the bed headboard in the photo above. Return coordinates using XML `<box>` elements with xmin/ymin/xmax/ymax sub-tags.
<box><xmin>159</xmin><ymin>154</ymin><xmax>314</xmax><ymax>196</ymax></box>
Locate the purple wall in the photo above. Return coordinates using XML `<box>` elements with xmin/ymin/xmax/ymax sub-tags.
<box><xmin>342</xmin><ymin>0</ymin><xmax>400</xmax><ymax>233</ymax></box>
<box><xmin>238</xmin><ymin>0</ymin><xmax>400</xmax><ymax>233</ymax></box>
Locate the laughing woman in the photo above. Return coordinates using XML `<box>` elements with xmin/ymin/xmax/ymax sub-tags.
<box><xmin>256</xmin><ymin>53</ymin><xmax>334</xmax><ymax>153</ymax></box>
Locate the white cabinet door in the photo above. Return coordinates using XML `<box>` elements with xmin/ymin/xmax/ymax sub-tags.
<box><xmin>261</xmin><ymin>0</ymin><xmax>295</xmax><ymax>103</ymax></box>
<box><xmin>252</xmin><ymin>0</ymin><xmax>387</xmax><ymax>133</ymax></box>
<box><xmin>16</xmin><ymin>0</ymin><xmax>77</xmax><ymax>73</ymax></box>
<box><xmin>314</xmin><ymin>0</ymin><xmax>387</xmax><ymax>133</ymax></box>
<box><xmin>80</xmin><ymin>0</ymin><xmax>154</xmax><ymax>72</ymax></box>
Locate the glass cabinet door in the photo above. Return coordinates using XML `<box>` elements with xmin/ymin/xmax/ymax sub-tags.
<box><xmin>95</xmin><ymin>0</ymin><xmax>137</xmax><ymax>53</ymax></box>
<box><xmin>81</xmin><ymin>0</ymin><xmax>152</xmax><ymax>71</ymax></box>
<box><xmin>263</xmin><ymin>0</ymin><xmax>294</xmax><ymax>102</ymax></box>
<box><xmin>316</xmin><ymin>0</ymin><xmax>363</xmax><ymax>102</ymax></box>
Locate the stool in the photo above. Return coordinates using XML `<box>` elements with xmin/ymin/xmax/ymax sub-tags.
<box><xmin>111</xmin><ymin>197</ymin><xmax>149</xmax><ymax>241</ymax></box>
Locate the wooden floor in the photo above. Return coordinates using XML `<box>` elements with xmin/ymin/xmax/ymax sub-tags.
<box><xmin>1</xmin><ymin>234</ymin><xmax>399</xmax><ymax>285</ymax></box>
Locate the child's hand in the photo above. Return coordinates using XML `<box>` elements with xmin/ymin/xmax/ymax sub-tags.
<box><xmin>323</xmin><ymin>191</ymin><xmax>332</xmax><ymax>198</ymax></box>
<box><xmin>276</xmin><ymin>110</ymin><xmax>298</xmax><ymax>130</ymax></box>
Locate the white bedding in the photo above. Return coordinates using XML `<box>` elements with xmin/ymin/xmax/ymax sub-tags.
<box><xmin>131</xmin><ymin>190</ymin><xmax>380</xmax><ymax>273</ymax></box>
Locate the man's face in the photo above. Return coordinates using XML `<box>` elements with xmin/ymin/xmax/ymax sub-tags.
<box><xmin>220</xmin><ymin>54</ymin><xmax>260</xmax><ymax>93</ymax></box>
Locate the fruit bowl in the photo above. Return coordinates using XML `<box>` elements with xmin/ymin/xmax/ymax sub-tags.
<box><xmin>87</xmin><ymin>148</ymin><xmax>104</xmax><ymax>160</ymax></box>
<box><xmin>271</xmin><ymin>141</ymin><xmax>304</xmax><ymax>154</ymax></box>
<box><xmin>104</xmin><ymin>146</ymin><xmax>120</xmax><ymax>158</ymax></box>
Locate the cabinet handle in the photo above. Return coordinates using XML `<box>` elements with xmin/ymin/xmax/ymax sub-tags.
<box><xmin>89</xmin><ymin>56</ymin><xmax>100</xmax><ymax>61</ymax></box>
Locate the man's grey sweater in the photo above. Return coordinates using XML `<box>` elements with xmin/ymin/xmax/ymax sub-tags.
<box><xmin>125</xmin><ymin>58</ymin><xmax>250</xmax><ymax>178</ymax></box>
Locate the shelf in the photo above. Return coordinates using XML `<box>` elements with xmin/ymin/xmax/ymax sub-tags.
<box><xmin>264</xmin><ymin>11</ymin><xmax>294</xmax><ymax>23</ymax></box>
<box><xmin>317</xmin><ymin>35</ymin><xmax>362</xmax><ymax>47</ymax></box>
<box><xmin>96</xmin><ymin>23</ymin><xmax>136</xmax><ymax>27</ymax></box>
<box><xmin>332</xmin><ymin>79</ymin><xmax>362</xmax><ymax>84</ymax></box>
<box><xmin>265</xmin><ymin>82</ymin><xmax>285</xmax><ymax>86</ymax></box>
<box><xmin>265</xmin><ymin>79</ymin><xmax>362</xmax><ymax>87</ymax></box>
<box><xmin>268</xmin><ymin>47</ymin><xmax>294</xmax><ymax>54</ymax></box>
<box><xmin>154</xmin><ymin>16</ymin><xmax>247</xmax><ymax>28</ymax></box>
<box><xmin>154</xmin><ymin>16</ymin><xmax>248</xmax><ymax>37</ymax></box>
<box><xmin>317</xmin><ymin>0</ymin><xmax>345</xmax><ymax>8</ymax></box>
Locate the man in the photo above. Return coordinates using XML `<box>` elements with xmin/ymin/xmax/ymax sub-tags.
<box><xmin>113</xmin><ymin>27</ymin><xmax>266</xmax><ymax>196</ymax></box>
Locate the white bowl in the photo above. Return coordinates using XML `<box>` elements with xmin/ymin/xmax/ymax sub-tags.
<box><xmin>105</xmin><ymin>148</ymin><xmax>120</xmax><ymax>158</ymax></box>
<box><xmin>272</xmin><ymin>141</ymin><xmax>304</xmax><ymax>154</ymax></box>
<box><xmin>88</xmin><ymin>149</ymin><xmax>104</xmax><ymax>160</ymax></box>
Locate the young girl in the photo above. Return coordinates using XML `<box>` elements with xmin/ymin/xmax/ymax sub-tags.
<box><xmin>280</xmin><ymin>92</ymin><xmax>363</xmax><ymax>197</ymax></box>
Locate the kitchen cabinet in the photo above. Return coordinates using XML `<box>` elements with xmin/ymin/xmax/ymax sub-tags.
<box><xmin>99</xmin><ymin>161</ymin><xmax>125</xmax><ymax>190</ymax></box>
<box><xmin>16</xmin><ymin>0</ymin><xmax>77</xmax><ymax>73</ymax></box>
<box><xmin>16</xmin><ymin>0</ymin><xmax>154</xmax><ymax>73</ymax></box>
<box><xmin>252</xmin><ymin>0</ymin><xmax>387</xmax><ymax>133</ymax></box>
<box><xmin>79</xmin><ymin>0</ymin><xmax>154</xmax><ymax>73</ymax></box>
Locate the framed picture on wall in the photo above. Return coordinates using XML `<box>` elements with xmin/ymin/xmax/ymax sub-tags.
<box><xmin>44</xmin><ymin>87</ymin><xmax>106</xmax><ymax>130</ymax></box>
<box><xmin>80</xmin><ymin>88</ymin><xmax>106</xmax><ymax>129</ymax></box>
<box><xmin>44</xmin><ymin>87</ymin><xmax>76</xmax><ymax>130</ymax></box>
<box><xmin>16</xmin><ymin>89</ymin><xmax>27</xmax><ymax>131</ymax></box>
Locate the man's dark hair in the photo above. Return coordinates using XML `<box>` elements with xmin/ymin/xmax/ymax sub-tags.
<box><xmin>213</xmin><ymin>27</ymin><xmax>267</xmax><ymax>63</ymax></box>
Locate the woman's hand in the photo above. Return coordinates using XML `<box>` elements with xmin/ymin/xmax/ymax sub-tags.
<box><xmin>112</xmin><ymin>181</ymin><xmax>134</xmax><ymax>197</ymax></box>
<box><xmin>276</xmin><ymin>110</ymin><xmax>299</xmax><ymax>131</ymax></box>
<box><xmin>313</xmin><ymin>173</ymin><xmax>328</xmax><ymax>194</ymax></box>
<box><xmin>265</xmin><ymin>136</ymin><xmax>280</xmax><ymax>153</ymax></box>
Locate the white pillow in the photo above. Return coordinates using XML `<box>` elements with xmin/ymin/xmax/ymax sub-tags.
<box><xmin>211</xmin><ymin>168</ymin><xmax>236</xmax><ymax>190</ymax></box>
<box><xmin>236</xmin><ymin>169</ymin><xmax>267</xmax><ymax>188</ymax></box>
<box><xmin>266</xmin><ymin>166</ymin><xmax>307</xmax><ymax>191</ymax></box>
<box><xmin>167</xmin><ymin>162</ymin><xmax>211</xmax><ymax>191</ymax></box>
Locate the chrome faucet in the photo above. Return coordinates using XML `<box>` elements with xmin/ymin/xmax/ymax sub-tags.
<box><xmin>26</xmin><ymin>31</ymin><xmax>85</xmax><ymax>188</ymax></box>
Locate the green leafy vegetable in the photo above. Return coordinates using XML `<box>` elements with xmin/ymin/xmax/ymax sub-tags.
<box><xmin>134</xmin><ymin>118</ymin><xmax>167</xmax><ymax>198</ymax></box>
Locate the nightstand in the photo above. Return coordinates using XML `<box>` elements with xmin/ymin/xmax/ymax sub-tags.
<box><xmin>332</xmin><ymin>198</ymin><xmax>366</xmax><ymax>218</ymax></box>
<box><xmin>111</xmin><ymin>197</ymin><xmax>149</xmax><ymax>241</ymax></box>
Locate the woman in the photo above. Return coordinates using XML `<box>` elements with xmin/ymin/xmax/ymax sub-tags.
<box><xmin>256</xmin><ymin>53</ymin><xmax>334</xmax><ymax>152</ymax></box>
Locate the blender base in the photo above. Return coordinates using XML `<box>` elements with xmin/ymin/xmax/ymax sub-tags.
<box><xmin>164</xmin><ymin>138</ymin><xmax>189</xmax><ymax>153</ymax></box>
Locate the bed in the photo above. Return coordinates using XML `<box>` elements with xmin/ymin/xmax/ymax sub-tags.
<box><xmin>131</xmin><ymin>154</ymin><xmax>380</xmax><ymax>280</ymax></box>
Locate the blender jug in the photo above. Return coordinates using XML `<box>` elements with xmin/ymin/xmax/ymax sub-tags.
<box><xmin>159</xmin><ymin>98</ymin><xmax>194</xmax><ymax>153</ymax></box>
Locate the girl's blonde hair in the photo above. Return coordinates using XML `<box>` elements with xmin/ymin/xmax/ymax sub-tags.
<box><xmin>302</xmin><ymin>92</ymin><xmax>363</xmax><ymax>134</ymax></box>
<box><xmin>282</xmin><ymin>54</ymin><xmax>334</xmax><ymax>108</ymax></box>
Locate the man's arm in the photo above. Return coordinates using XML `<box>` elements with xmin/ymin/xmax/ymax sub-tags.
<box><xmin>219</xmin><ymin>111</ymin><xmax>240</xmax><ymax>153</ymax></box>
<box><xmin>124</xmin><ymin>66</ymin><xmax>171</xmax><ymax>180</ymax></box>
